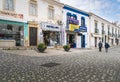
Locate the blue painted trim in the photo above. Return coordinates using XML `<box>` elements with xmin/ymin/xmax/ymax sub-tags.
<box><xmin>64</xmin><ymin>6</ymin><xmax>89</xmax><ymax>17</ymax></box>
<box><xmin>67</xmin><ymin>12</ymin><xmax>71</xmax><ymax>16</ymax></box>
<box><xmin>81</xmin><ymin>16</ymin><xmax>85</xmax><ymax>26</ymax></box>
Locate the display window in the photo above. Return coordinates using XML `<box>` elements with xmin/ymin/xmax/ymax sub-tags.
<box><xmin>0</xmin><ymin>23</ymin><xmax>24</xmax><ymax>46</ymax></box>
<box><xmin>43</xmin><ymin>31</ymin><xmax>60</xmax><ymax>46</ymax></box>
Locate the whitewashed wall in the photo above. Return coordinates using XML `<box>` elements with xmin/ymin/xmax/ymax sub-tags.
<box><xmin>63</xmin><ymin>8</ymin><xmax>90</xmax><ymax>48</ymax></box>
<box><xmin>90</xmin><ymin>14</ymin><xmax>120</xmax><ymax>48</ymax></box>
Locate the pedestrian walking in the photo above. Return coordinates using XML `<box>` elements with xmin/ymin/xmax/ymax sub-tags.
<box><xmin>98</xmin><ymin>41</ymin><xmax>103</xmax><ymax>52</ymax></box>
<box><xmin>105</xmin><ymin>42</ymin><xmax>110</xmax><ymax>52</ymax></box>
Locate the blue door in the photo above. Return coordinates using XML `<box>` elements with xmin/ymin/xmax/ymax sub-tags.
<box><xmin>81</xmin><ymin>35</ymin><xmax>85</xmax><ymax>48</ymax></box>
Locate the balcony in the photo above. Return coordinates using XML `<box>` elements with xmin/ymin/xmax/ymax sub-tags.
<box><xmin>95</xmin><ymin>28</ymin><xmax>99</xmax><ymax>33</ymax></box>
<box><xmin>102</xmin><ymin>30</ymin><xmax>105</xmax><ymax>34</ymax></box>
<box><xmin>115</xmin><ymin>34</ymin><xmax>117</xmax><ymax>37</ymax></box>
<box><xmin>108</xmin><ymin>32</ymin><xmax>112</xmax><ymax>36</ymax></box>
<box><xmin>119</xmin><ymin>35</ymin><xmax>120</xmax><ymax>37</ymax></box>
<box><xmin>112</xmin><ymin>33</ymin><xmax>115</xmax><ymax>37</ymax></box>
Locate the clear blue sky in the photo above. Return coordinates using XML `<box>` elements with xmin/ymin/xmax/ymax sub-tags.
<box><xmin>60</xmin><ymin>0</ymin><xmax>120</xmax><ymax>23</ymax></box>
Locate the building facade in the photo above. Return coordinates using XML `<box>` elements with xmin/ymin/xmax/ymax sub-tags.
<box><xmin>0</xmin><ymin>0</ymin><xmax>29</xmax><ymax>47</ymax></box>
<box><xmin>89</xmin><ymin>13</ymin><xmax>120</xmax><ymax>48</ymax></box>
<box><xmin>0</xmin><ymin>0</ymin><xmax>64</xmax><ymax>47</ymax></box>
<box><xmin>38</xmin><ymin>0</ymin><xmax>64</xmax><ymax>47</ymax></box>
<box><xmin>62</xmin><ymin>5</ymin><xmax>90</xmax><ymax>48</ymax></box>
<box><xmin>0</xmin><ymin>0</ymin><xmax>120</xmax><ymax>49</ymax></box>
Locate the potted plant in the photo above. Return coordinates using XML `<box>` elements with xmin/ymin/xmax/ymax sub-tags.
<box><xmin>37</xmin><ymin>43</ymin><xmax>47</xmax><ymax>53</ymax></box>
<box><xmin>63</xmin><ymin>44</ymin><xmax>71</xmax><ymax>52</ymax></box>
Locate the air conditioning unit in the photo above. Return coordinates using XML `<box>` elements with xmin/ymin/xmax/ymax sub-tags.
<box><xmin>57</xmin><ymin>20</ymin><xmax>62</xmax><ymax>25</ymax></box>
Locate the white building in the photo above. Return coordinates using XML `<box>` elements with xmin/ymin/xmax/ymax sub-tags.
<box><xmin>62</xmin><ymin>5</ymin><xmax>90</xmax><ymax>48</ymax></box>
<box><xmin>0</xmin><ymin>0</ymin><xmax>64</xmax><ymax>47</ymax></box>
<box><xmin>38</xmin><ymin>0</ymin><xmax>64</xmax><ymax>47</ymax></box>
<box><xmin>0</xmin><ymin>0</ymin><xmax>29</xmax><ymax>47</ymax></box>
<box><xmin>89</xmin><ymin>13</ymin><xmax>120</xmax><ymax>48</ymax></box>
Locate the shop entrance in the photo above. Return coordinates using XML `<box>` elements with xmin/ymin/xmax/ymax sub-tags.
<box><xmin>43</xmin><ymin>31</ymin><xmax>60</xmax><ymax>46</ymax></box>
<box><xmin>67</xmin><ymin>34</ymin><xmax>75</xmax><ymax>48</ymax></box>
<box><xmin>95</xmin><ymin>37</ymin><xmax>97</xmax><ymax>47</ymax></box>
<box><xmin>81</xmin><ymin>35</ymin><xmax>85</xmax><ymax>48</ymax></box>
<box><xmin>29</xmin><ymin>27</ymin><xmax>37</xmax><ymax>46</ymax></box>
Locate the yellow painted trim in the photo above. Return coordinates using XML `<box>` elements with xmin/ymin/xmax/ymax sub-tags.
<box><xmin>28</xmin><ymin>22</ymin><xmax>39</xmax><ymax>46</ymax></box>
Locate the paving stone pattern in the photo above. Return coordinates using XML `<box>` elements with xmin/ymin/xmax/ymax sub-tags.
<box><xmin>0</xmin><ymin>46</ymin><xmax>120</xmax><ymax>82</ymax></box>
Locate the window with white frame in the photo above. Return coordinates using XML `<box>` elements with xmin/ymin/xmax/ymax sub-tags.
<box><xmin>94</xmin><ymin>20</ymin><xmax>98</xmax><ymax>33</ymax></box>
<box><xmin>95</xmin><ymin>21</ymin><xmax>98</xmax><ymax>28</ymax></box>
<box><xmin>48</xmin><ymin>6</ymin><xmax>54</xmax><ymax>19</ymax></box>
<box><xmin>29</xmin><ymin>1</ymin><xmax>37</xmax><ymax>16</ymax></box>
<box><xmin>4</xmin><ymin>0</ymin><xmax>14</xmax><ymax>11</ymax></box>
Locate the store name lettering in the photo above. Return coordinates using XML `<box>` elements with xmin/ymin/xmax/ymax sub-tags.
<box><xmin>67</xmin><ymin>18</ymin><xmax>79</xmax><ymax>25</ymax></box>
<box><xmin>46</xmin><ymin>25</ymin><xmax>59</xmax><ymax>29</ymax></box>
<box><xmin>0</xmin><ymin>11</ymin><xmax>23</xmax><ymax>19</ymax></box>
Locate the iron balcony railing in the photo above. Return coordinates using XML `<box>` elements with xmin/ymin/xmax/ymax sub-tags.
<box><xmin>112</xmin><ymin>33</ymin><xmax>115</xmax><ymax>37</ymax></box>
<box><xmin>95</xmin><ymin>28</ymin><xmax>99</xmax><ymax>33</ymax></box>
<box><xmin>102</xmin><ymin>30</ymin><xmax>105</xmax><ymax>34</ymax></box>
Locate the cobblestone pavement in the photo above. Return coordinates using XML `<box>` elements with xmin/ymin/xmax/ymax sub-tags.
<box><xmin>0</xmin><ymin>46</ymin><xmax>120</xmax><ymax>82</ymax></box>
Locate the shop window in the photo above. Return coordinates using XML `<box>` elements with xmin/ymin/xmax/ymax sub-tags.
<box><xmin>81</xmin><ymin>17</ymin><xmax>85</xmax><ymax>26</ymax></box>
<box><xmin>48</xmin><ymin>6</ymin><xmax>54</xmax><ymax>19</ymax></box>
<box><xmin>4</xmin><ymin>0</ymin><xmax>14</xmax><ymax>11</ymax></box>
<box><xmin>29</xmin><ymin>1</ymin><xmax>37</xmax><ymax>16</ymax></box>
<box><xmin>0</xmin><ymin>24</ymin><xmax>24</xmax><ymax>46</ymax></box>
<box><xmin>7</xmin><ymin>25</ymin><xmax>12</xmax><ymax>31</ymax></box>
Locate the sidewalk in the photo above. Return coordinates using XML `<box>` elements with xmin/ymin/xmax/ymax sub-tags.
<box><xmin>1</xmin><ymin>48</ymin><xmax>94</xmax><ymax>57</ymax></box>
<box><xmin>1</xmin><ymin>45</ymin><xmax>119</xmax><ymax>57</ymax></box>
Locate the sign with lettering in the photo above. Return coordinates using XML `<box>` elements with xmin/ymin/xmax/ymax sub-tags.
<box><xmin>69</xmin><ymin>24</ymin><xmax>79</xmax><ymax>31</ymax></box>
<box><xmin>67</xmin><ymin>18</ymin><xmax>79</xmax><ymax>25</ymax></box>
<box><xmin>0</xmin><ymin>11</ymin><xmax>23</xmax><ymax>19</ymax></box>
<box><xmin>74</xmin><ymin>26</ymin><xmax>87</xmax><ymax>32</ymax></box>
<box><xmin>41</xmin><ymin>22</ymin><xmax>60</xmax><ymax>31</ymax></box>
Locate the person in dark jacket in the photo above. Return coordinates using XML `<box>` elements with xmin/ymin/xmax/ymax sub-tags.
<box><xmin>98</xmin><ymin>41</ymin><xmax>103</xmax><ymax>52</ymax></box>
<box><xmin>105</xmin><ymin>42</ymin><xmax>110</xmax><ymax>52</ymax></box>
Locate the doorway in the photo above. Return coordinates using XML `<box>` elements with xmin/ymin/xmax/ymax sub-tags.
<box><xmin>95</xmin><ymin>37</ymin><xmax>97</xmax><ymax>47</ymax></box>
<box><xmin>29</xmin><ymin>27</ymin><xmax>37</xmax><ymax>46</ymax></box>
<box><xmin>67</xmin><ymin>34</ymin><xmax>75</xmax><ymax>48</ymax></box>
<box><xmin>81</xmin><ymin>35</ymin><xmax>85</xmax><ymax>48</ymax></box>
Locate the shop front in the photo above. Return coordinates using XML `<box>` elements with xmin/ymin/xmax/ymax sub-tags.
<box><xmin>66</xmin><ymin>17</ymin><xmax>87</xmax><ymax>48</ymax></box>
<box><xmin>0</xmin><ymin>19</ymin><xmax>28</xmax><ymax>47</ymax></box>
<box><xmin>28</xmin><ymin>21</ymin><xmax>39</xmax><ymax>46</ymax></box>
<box><xmin>41</xmin><ymin>22</ymin><xmax>61</xmax><ymax>47</ymax></box>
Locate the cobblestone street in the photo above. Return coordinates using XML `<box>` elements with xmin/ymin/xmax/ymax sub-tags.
<box><xmin>0</xmin><ymin>46</ymin><xmax>120</xmax><ymax>82</ymax></box>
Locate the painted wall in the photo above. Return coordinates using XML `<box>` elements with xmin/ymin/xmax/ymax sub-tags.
<box><xmin>38</xmin><ymin>0</ymin><xmax>63</xmax><ymax>44</ymax></box>
<box><xmin>90</xmin><ymin>14</ymin><xmax>120</xmax><ymax>48</ymax></box>
<box><xmin>0</xmin><ymin>0</ymin><xmax>29</xmax><ymax>46</ymax></box>
<box><xmin>63</xmin><ymin>6</ymin><xmax>90</xmax><ymax>48</ymax></box>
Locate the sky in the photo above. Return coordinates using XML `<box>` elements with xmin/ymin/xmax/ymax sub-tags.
<box><xmin>60</xmin><ymin>0</ymin><xmax>120</xmax><ymax>23</ymax></box>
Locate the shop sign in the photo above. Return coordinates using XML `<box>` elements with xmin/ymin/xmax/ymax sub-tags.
<box><xmin>0</xmin><ymin>10</ymin><xmax>23</xmax><ymax>19</ymax></box>
<box><xmin>69</xmin><ymin>24</ymin><xmax>79</xmax><ymax>31</ymax></box>
<box><xmin>74</xmin><ymin>26</ymin><xmax>87</xmax><ymax>32</ymax></box>
<box><xmin>41</xmin><ymin>22</ymin><xmax>60</xmax><ymax>31</ymax></box>
<box><xmin>67</xmin><ymin>18</ymin><xmax>79</xmax><ymax>25</ymax></box>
